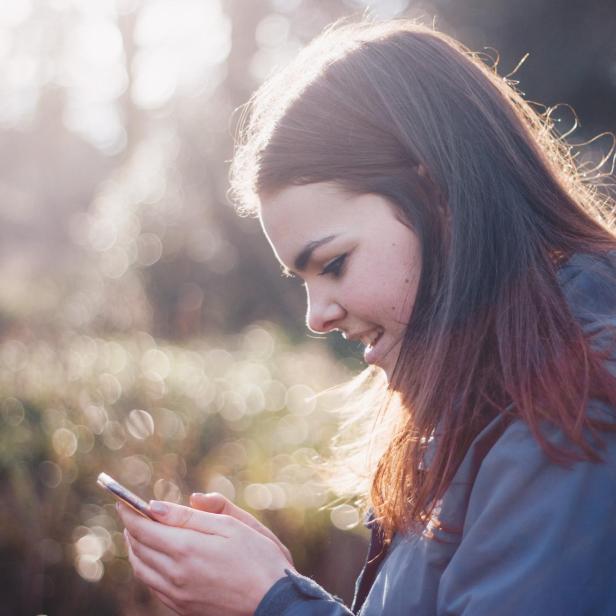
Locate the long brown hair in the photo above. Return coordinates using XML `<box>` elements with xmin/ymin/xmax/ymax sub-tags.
<box><xmin>230</xmin><ymin>19</ymin><xmax>616</xmax><ymax>540</ymax></box>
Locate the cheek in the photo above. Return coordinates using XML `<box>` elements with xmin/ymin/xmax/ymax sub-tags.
<box><xmin>380</xmin><ymin>275</ymin><xmax>419</xmax><ymax>329</ymax></box>
<box><xmin>391</xmin><ymin>241</ymin><xmax>422</xmax><ymax>321</ymax></box>
<box><xmin>388</xmin><ymin>282</ymin><xmax>416</xmax><ymax>324</ymax></box>
<box><xmin>351</xmin><ymin>282</ymin><xmax>411</xmax><ymax>325</ymax></box>
<box><xmin>350</xmin><ymin>239</ymin><xmax>420</xmax><ymax>323</ymax></box>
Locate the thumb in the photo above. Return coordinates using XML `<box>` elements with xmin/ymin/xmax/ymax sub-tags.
<box><xmin>189</xmin><ymin>492</ymin><xmax>227</xmax><ymax>514</ymax></box>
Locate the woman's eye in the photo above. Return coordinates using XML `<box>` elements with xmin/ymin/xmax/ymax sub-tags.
<box><xmin>319</xmin><ymin>254</ymin><xmax>347</xmax><ymax>278</ymax></box>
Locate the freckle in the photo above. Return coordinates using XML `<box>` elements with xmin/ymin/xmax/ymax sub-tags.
<box><xmin>404</xmin><ymin>278</ymin><xmax>409</xmax><ymax>283</ymax></box>
<box><xmin>391</xmin><ymin>306</ymin><xmax>395</xmax><ymax>310</ymax></box>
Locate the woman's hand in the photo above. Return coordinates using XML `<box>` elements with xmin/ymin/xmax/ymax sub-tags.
<box><xmin>117</xmin><ymin>500</ymin><xmax>294</xmax><ymax>616</ymax></box>
<box><xmin>188</xmin><ymin>492</ymin><xmax>293</xmax><ymax>565</ymax></box>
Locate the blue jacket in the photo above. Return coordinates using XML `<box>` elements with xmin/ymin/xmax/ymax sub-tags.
<box><xmin>255</xmin><ymin>251</ymin><xmax>616</xmax><ymax>615</ymax></box>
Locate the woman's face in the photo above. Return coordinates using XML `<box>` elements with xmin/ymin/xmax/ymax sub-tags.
<box><xmin>259</xmin><ymin>182</ymin><xmax>422</xmax><ymax>380</ymax></box>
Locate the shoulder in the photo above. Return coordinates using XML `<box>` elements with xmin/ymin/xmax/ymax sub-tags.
<box><xmin>480</xmin><ymin>406</ymin><xmax>616</xmax><ymax>474</ymax></box>
<box><xmin>558</xmin><ymin>250</ymin><xmax>616</xmax><ymax>328</ymax></box>
<box><xmin>438</xmin><ymin>408</ymin><xmax>616</xmax><ymax>615</ymax></box>
<box><xmin>466</xmin><ymin>402</ymin><xmax>616</xmax><ymax>527</ymax></box>
<box><xmin>448</xmin><ymin>249</ymin><xmax>616</xmax><ymax>490</ymax></box>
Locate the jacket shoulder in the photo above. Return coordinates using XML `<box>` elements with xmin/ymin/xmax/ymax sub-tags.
<box><xmin>558</xmin><ymin>250</ymin><xmax>616</xmax><ymax>325</ymax></box>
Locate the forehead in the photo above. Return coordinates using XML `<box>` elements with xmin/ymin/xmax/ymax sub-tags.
<box><xmin>258</xmin><ymin>183</ymin><xmax>351</xmax><ymax>261</ymax></box>
<box><xmin>259</xmin><ymin>182</ymin><xmax>402</xmax><ymax>261</ymax></box>
<box><xmin>260</xmin><ymin>182</ymin><xmax>350</xmax><ymax>232</ymax></box>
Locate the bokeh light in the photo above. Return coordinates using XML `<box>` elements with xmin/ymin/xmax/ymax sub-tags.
<box><xmin>330</xmin><ymin>504</ymin><xmax>360</xmax><ymax>530</ymax></box>
<box><xmin>125</xmin><ymin>408</ymin><xmax>155</xmax><ymax>439</ymax></box>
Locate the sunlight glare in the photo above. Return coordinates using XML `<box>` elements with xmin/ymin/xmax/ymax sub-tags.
<box><xmin>344</xmin><ymin>0</ymin><xmax>410</xmax><ymax>19</ymax></box>
<box><xmin>60</xmin><ymin>15</ymin><xmax>127</xmax><ymax>151</ymax></box>
<box><xmin>131</xmin><ymin>0</ymin><xmax>231</xmax><ymax>109</ymax></box>
<box><xmin>0</xmin><ymin>0</ymin><xmax>32</xmax><ymax>28</ymax></box>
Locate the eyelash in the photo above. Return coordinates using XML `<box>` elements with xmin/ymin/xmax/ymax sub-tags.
<box><xmin>319</xmin><ymin>253</ymin><xmax>348</xmax><ymax>278</ymax></box>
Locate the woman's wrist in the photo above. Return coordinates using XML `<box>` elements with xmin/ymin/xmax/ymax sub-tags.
<box><xmin>251</xmin><ymin>566</ymin><xmax>297</xmax><ymax>611</ymax></box>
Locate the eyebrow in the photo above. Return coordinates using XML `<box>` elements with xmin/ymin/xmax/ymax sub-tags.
<box><xmin>292</xmin><ymin>234</ymin><xmax>339</xmax><ymax>273</ymax></box>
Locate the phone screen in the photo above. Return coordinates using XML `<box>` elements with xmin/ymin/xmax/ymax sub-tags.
<box><xmin>97</xmin><ymin>472</ymin><xmax>155</xmax><ymax>520</ymax></box>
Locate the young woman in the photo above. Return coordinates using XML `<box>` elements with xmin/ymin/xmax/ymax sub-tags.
<box><xmin>117</xmin><ymin>20</ymin><xmax>616</xmax><ymax>615</ymax></box>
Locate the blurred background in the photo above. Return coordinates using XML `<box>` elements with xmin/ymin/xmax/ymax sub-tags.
<box><xmin>0</xmin><ymin>0</ymin><xmax>615</xmax><ymax>614</ymax></box>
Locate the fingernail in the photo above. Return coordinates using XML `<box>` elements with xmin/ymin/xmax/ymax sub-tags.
<box><xmin>149</xmin><ymin>501</ymin><xmax>169</xmax><ymax>516</ymax></box>
<box><xmin>191</xmin><ymin>492</ymin><xmax>211</xmax><ymax>499</ymax></box>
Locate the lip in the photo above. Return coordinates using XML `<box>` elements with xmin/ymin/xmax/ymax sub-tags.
<box><xmin>345</xmin><ymin>328</ymin><xmax>380</xmax><ymax>345</ymax></box>
<box><xmin>363</xmin><ymin>330</ymin><xmax>385</xmax><ymax>365</ymax></box>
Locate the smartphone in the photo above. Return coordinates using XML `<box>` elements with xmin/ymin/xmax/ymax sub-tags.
<box><xmin>97</xmin><ymin>472</ymin><xmax>155</xmax><ymax>520</ymax></box>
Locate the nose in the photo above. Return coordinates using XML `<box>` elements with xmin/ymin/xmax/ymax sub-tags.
<box><xmin>305</xmin><ymin>290</ymin><xmax>346</xmax><ymax>334</ymax></box>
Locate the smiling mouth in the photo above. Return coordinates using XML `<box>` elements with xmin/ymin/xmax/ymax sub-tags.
<box><xmin>362</xmin><ymin>328</ymin><xmax>383</xmax><ymax>350</ymax></box>
<box><xmin>362</xmin><ymin>329</ymin><xmax>385</xmax><ymax>365</ymax></box>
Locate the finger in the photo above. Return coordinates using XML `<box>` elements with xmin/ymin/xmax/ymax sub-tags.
<box><xmin>189</xmin><ymin>492</ymin><xmax>276</xmax><ymax>539</ymax></box>
<box><xmin>190</xmin><ymin>493</ymin><xmax>293</xmax><ymax>563</ymax></box>
<box><xmin>124</xmin><ymin>529</ymin><xmax>175</xmax><ymax>576</ymax></box>
<box><xmin>189</xmin><ymin>492</ymin><xmax>227</xmax><ymax>514</ymax></box>
<box><xmin>125</xmin><ymin>531</ymin><xmax>175</xmax><ymax>600</ymax></box>
<box><xmin>125</xmin><ymin>531</ymin><xmax>185</xmax><ymax>613</ymax></box>
<box><xmin>148</xmin><ymin>500</ymin><xmax>235</xmax><ymax>538</ymax></box>
<box><xmin>118</xmin><ymin>502</ymin><xmax>199</xmax><ymax>555</ymax></box>
<box><xmin>152</xmin><ymin>588</ymin><xmax>179</xmax><ymax>613</ymax></box>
